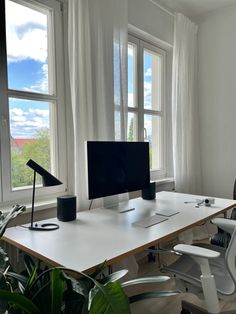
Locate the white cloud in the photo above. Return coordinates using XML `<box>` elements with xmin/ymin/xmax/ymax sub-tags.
<box><xmin>11</xmin><ymin>115</ymin><xmax>26</xmax><ymax>123</ymax></box>
<box><xmin>10</xmin><ymin>106</ymin><xmax>49</xmax><ymax>138</ymax></box>
<box><xmin>24</xmin><ymin>64</ymin><xmax>49</xmax><ymax>93</ymax></box>
<box><xmin>40</xmin><ymin>63</ymin><xmax>49</xmax><ymax>92</ymax></box>
<box><xmin>6</xmin><ymin>0</ymin><xmax>47</xmax><ymax>63</ymax></box>
<box><xmin>144</xmin><ymin>92</ymin><xmax>151</xmax><ymax>109</ymax></box>
<box><xmin>14</xmin><ymin>120</ymin><xmax>41</xmax><ymax>127</ymax></box>
<box><xmin>28</xmin><ymin>108</ymin><xmax>49</xmax><ymax>118</ymax></box>
<box><xmin>128</xmin><ymin>46</ymin><xmax>134</xmax><ymax>57</ymax></box>
<box><xmin>10</xmin><ymin>108</ymin><xmax>24</xmax><ymax>116</ymax></box>
<box><xmin>144</xmin><ymin>81</ymin><xmax>152</xmax><ymax>92</ymax></box>
<box><xmin>145</xmin><ymin>68</ymin><xmax>152</xmax><ymax>77</ymax></box>
<box><xmin>144</xmin><ymin>82</ymin><xmax>152</xmax><ymax>109</ymax></box>
<box><xmin>128</xmin><ymin>93</ymin><xmax>135</xmax><ymax>107</ymax></box>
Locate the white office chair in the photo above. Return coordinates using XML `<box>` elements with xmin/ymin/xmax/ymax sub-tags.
<box><xmin>162</xmin><ymin>218</ymin><xmax>236</xmax><ymax>314</ymax></box>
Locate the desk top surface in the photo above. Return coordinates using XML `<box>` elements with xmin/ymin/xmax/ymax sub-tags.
<box><xmin>3</xmin><ymin>191</ymin><xmax>236</xmax><ymax>273</ymax></box>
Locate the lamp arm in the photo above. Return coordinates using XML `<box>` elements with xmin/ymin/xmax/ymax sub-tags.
<box><xmin>30</xmin><ymin>170</ymin><xmax>36</xmax><ymax>229</ymax></box>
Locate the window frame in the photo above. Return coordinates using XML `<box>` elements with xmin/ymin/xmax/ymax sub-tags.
<box><xmin>128</xmin><ymin>33</ymin><xmax>167</xmax><ymax>180</ymax></box>
<box><xmin>0</xmin><ymin>0</ymin><xmax>67</xmax><ymax>205</ymax></box>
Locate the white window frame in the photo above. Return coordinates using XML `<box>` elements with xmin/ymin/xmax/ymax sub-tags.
<box><xmin>128</xmin><ymin>33</ymin><xmax>167</xmax><ymax>180</ymax></box>
<box><xmin>0</xmin><ymin>0</ymin><xmax>67</xmax><ymax>205</ymax></box>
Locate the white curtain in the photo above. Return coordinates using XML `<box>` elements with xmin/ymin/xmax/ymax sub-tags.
<box><xmin>172</xmin><ymin>14</ymin><xmax>211</xmax><ymax>242</ymax></box>
<box><xmin>67</xmin><ymin>0</ymin><xmax>128</xmax><ymax>210</ymax></box>
<box><xmin>68</xmin><ymin>0</ymin><xmax>137</xmax><ymax>279</ymax></box>
<box><xmin>172</xmin><ymin>13</ymin><xmax>202</xmax><ymax>195</ymax></box>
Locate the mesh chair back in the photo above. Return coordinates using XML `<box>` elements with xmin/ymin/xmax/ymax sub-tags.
<box><xmin>233</xmin><ymin>179</ymin><xmax>236</xmax><ymax>200</ymax></box>
<box><xmin>225</xmin><ymin>227</ymin><xmax>236</xmax><ymax>292</ymax></box>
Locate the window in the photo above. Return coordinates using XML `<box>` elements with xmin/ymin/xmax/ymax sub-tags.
<box><xmin>0</xmin><ymin>0</ymin><xmax>66</xmax><ymax>204</ymax></box>
<box><xmin>128</xmin><ymin>34</ymin><xmax>167</xmax><ymax>180</ymax></box>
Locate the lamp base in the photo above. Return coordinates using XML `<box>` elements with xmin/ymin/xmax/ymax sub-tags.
<box><xmin>28</xmin><ymin>223</ymin><xmax>59</xmax><ymax>231</ymax></box>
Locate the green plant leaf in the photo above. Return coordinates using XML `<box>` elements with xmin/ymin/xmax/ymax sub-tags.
<box><xmin>129</xmin><ymin>290</ymin><xmax>180</xmax><ymax>304</ymax></box>
<box><xmin>89</xmin><ymin>281</ymin><xmax>130</xmax><ymax>314</ymax></box>
<box><xmin>24</xmin><ymin>267</ymin><xmax>38</xmax><ymax>296</ymax></box>
<box><xmin>0</xmin><ymin>204</ymin><xmax>26</xmax><ymax>237</ymax></box>
<box><xmin>51</xmin><ymin>268</ymin><xmax>64</xmax><ymax>314</ymax></box>
<box><xmin>121</xmin><ymin>275</ymin><xmax>170</xmax><ymax>288</ymax></box>
<box><xmin>24</xmin><ymin>254</ymin><xmax>37</xmax><ymax>277</ymax></box>
<box><xmin>0</xmin><ymin>247</ymin><xmax>8</xmax><ymax>272</ymax></box>
<box><xmin>0</xmin><ymin>289</ymin><xmax>42</xmax><ymax>314</ymax></box>
<box><xmin>7</xmin><ymin>271</ymin><xmax>28</xmax><ymax>286</ymax></box>
<box><xmin>0</xmin><ymin>272</ymin><xmax>9</xmax><ymax>311</ymax></box>
<box><xmin>100</xmin><ymin>270</ymin><xmax>128</xmax><ymax>285</ymax></box>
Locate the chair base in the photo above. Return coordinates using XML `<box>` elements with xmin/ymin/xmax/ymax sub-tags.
<box><xmin>181</xmin><ymin>300</ymin><xmax>236</xmax><ymax>314</ymax></box>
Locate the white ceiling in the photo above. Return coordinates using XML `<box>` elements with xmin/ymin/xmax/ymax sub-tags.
<box><xmin>157</xmin><ymin>0</ymin><xmax>236</xmax><ymax>17</ymax></box>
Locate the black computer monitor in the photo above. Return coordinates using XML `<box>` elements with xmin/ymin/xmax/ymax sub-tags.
<box><xmin>86</xmin><ymin>141</ymin><xmax>150</xmax><ymax>200</ymax></box>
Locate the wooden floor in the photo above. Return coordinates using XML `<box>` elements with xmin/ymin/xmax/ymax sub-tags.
<box><xmin>126</xmin><ymin>245</ymin><xmax>236</xmax><ymax>314</ymax></box>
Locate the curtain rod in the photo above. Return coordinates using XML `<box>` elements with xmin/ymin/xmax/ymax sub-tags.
<box><xmin>149</xmin><ymin>0</ymin><xmax>175</xmax><ymax>17</ymax></box>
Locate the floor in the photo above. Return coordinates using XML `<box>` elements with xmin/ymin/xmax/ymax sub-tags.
<box><xmin>126</xmin><ymin>242</ymin><xmax>236</xmax><ymax>314</ymax></box>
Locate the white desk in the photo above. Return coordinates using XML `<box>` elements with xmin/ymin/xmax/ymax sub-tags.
<box><xmin>3</xmin><ymin>192</ymin><xmax>236</xmax><ymax>273</ymax></box>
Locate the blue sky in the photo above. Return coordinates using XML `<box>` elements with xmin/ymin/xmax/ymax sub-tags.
<box><xmin>8</xmin><ymin>59</ymin><xmax>47</xmax><ymax>92</ymax></box>
<box><xmin>6</xmin><ymin>0</ymin><xmax>49</xmax><ymax>139</ymax></box>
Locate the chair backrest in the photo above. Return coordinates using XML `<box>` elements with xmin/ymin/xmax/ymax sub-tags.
<box><xmin>233</xmin><ymin>179</ymin><xmax>236</xmax><ymax>200</ymax></box>
<box><xmin>226</xmin><ymin>227</ymin><xmax>236</xmax><ymax>290</ymax></box>
<box><xmin>212</xmin><ymin>218</ymin><xmax>236</xmax><ymax>293</ymax></box>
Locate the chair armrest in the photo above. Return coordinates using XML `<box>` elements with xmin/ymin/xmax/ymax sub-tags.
<box><xmin>174</xmin><ymin>244</ymin><xmax>221</xmax><ymax>313</ymax></box>
<box><xmin>174</xmin><ymin>244</ymin><xmax>220</xmax><ymax>259</ymax></box>
<box><xmin>211</xmin><ymin>217</ymin><xmax>236</xmax><ymax>234</ymax></box>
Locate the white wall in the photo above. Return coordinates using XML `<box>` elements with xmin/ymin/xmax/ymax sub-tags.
<box><xmin>128</xmin><ymin>0</ymin><xmax>174</xmax><ymax>45</ymax></box>
<box><xmin>198</xmin><ymin>4</ymin><xmax>236</xmax><ymax>198</ymax></box>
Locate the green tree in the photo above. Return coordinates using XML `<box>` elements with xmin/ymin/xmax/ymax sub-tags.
<box><xmin>11</xmin><ymin>128</ymin><xmax>50</xmax><ymax>188</ymax></box>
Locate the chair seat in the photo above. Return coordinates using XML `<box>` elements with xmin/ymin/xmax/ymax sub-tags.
<box><xmin>164</xmin><ymin>243</ymin><xmax>235</xmax><ymax>296</ymax></box>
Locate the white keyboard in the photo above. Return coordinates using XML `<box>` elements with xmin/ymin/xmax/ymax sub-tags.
<box><xmin>155</xmin><ymin>209</ymin><xmax>179</xmax><ymax>217</ymax></box>
<box><xmin>133</xmin><ymin>215</ymin><xmax>168</xmax><ymax>228</ymax></box>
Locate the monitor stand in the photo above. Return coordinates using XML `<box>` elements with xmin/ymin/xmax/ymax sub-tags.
<box><xmin>104</xmin><ymin>195</ymin><xmax>135</xmax><ymax>213</ymax></box>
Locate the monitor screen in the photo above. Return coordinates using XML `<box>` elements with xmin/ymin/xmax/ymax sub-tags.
<box><xmin>86</xmin><ymin>141</ymin><xmax>150</xmax><ymax>199</ymax></box>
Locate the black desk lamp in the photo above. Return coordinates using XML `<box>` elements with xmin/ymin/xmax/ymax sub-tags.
<box><xmin>26</xmin><ymin>159</ymin><xmax>62</xmax><ymax>231</ymax></box>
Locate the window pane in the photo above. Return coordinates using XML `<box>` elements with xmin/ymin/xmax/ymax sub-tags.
<box><xmin>128</xmin><ymin>43</ymin><xmax>137</xmax><ymax>108</ymax></box>
<box><xmin>143</xmin><ymin>49</ymin><xmax>162</xmax><ymax>111</ymax></box>
<box><xmin>6</xmin><ymin>0</ymin><xmax>51</xmax><ymax>94</ymax></box>
<box><xmin>127</xmin><ymin>112</ymin><xmax>137</xmax><ymax>141</ymax></box>
<box><xmin>9</xmin><ymin>98</ymin><xmax>52</xmax><ymax>189</ymax></box>
<box><xmin>144</xmin><ymin>114</ymin><xmax>162</xmax><ymax>170</ymax></box>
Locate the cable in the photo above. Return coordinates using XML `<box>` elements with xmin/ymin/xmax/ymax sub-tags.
<box><xmin>89</xmin><ymin>199</ymin><xmax>93</xmax><ymax>210</ymax></box>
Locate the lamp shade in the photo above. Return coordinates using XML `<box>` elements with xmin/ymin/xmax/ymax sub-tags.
<box><xmin>26</xmin><ymin>159</ymin><xmax>63</xmax><ymax>231</ymax></box>
<box><xmin>26</xmin><ymin>159</ymin><xmax>62</xmax><ymax>187</ymax></box>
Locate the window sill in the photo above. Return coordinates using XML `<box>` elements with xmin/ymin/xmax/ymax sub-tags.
<box><xmin>0</xmin><ymin>199</ymin><xmax>57</xmax><ymax>215</ymax></box>
<box><xmin>154</xmin><ymin>177</ymin><xmax>174</xmax><ymax>186</ymax></box>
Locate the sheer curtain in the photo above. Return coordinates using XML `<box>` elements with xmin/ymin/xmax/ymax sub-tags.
<box><xmin>67</xmin><ymin>0</ymin><xmax>137</xmax><ymax>279</ymax></box>
<box><xmin>172</xmin><ymin>13</ymin><xmax>202</xmax><ymax>195</ymax></box>
<box><xmin>67</xmin><ymin>0</ymin><xmax>128</xmax><ymax>210</ymax></box>
<box><xmin>172</xmin><ymin>13</ymin><xmax>208</xmax><ymax>242</ymax></box>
